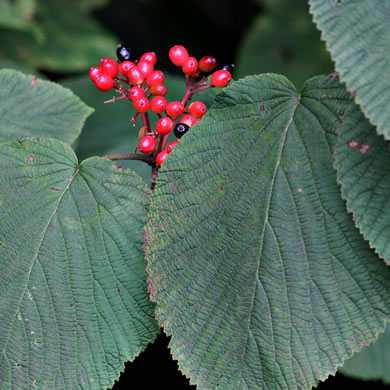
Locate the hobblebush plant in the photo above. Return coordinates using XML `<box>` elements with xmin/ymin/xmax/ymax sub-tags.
<box><xmin>1</xmin><ymin>1</ymin><xmax>390</xmax><ymax>389</ymax></box>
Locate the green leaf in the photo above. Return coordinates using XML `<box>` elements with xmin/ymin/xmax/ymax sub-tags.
<box><xmin>309</xmin><ymin>0</ymin><xmax>390</xmax><ymax>139</ymax></box>
<box><xmin>0</xmin><ymin>0</ymin><xmax>37</xmax><ymax>30</ymax></box>
<box><xmin>73</xmin><ymin>0</ymin><xmax>110</xmax><ymax>11</ymax></box>
<box><xmin>334</xmin><ymin>103</ymin><xmax>390</xmax><ymax>264</ymax></box>
<box><xmin>0</xmin><ymin>69</ymin><xmax>93</xmax><ymax>144</ymax></box>
<box><xmin>236</xmin><ymin>0</ymin><xmax>333</xmax><ymax>87</ymax></box>
<box><xmin>0</xmin><ymin>137</ymin><xmax>159</xmax><ymax>389</ymax></box>
<box><xmin>145</xmin><ymin>74</ymin><xmax>390</xmax><ymax>389</ymax></box>
<box><xmin>0</xmin><ymin>0</ymin><xmax>118</xmax><ymax>72</ymax></box>
<box><xmin>340</xmin><ymin>323</ymin><xmax>390</xmax><ymax>384</ymax></box>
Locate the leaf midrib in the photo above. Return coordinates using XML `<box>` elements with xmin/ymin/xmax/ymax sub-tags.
<box><xmin>239</xmin><ymin>95</ymin><xmax>301</xmax><ymax>385</ymax></box>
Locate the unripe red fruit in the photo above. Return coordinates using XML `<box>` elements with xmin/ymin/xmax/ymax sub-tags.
<box><xmin>199</xmin><ymin>56</ymin><xmax>217</xmax><ymax>73</ymax></box>
<box><xmin>133</xmin><ymin>96</ymin><xmax>150</xmax><ymax>113</ymax></box>
<box><xmin>150</xmin><ymin>84</ymin><xmax>168</xmax><ymax>96</ymax></box>
<box><xmin>150</xmin><ymin>96</ymin><xmax>167</xmax><ymax>114</ymax></box>
<box><xmin>95</xmin><ymin>74</ymin><xmax>114</xmax><ymax>92</ymax></box>
<box><xmin>166</xmin><ymin>101</ymin><xmax>185</xmax><ymax>118</ymax></box>
<box><xmin>147</xmin><ymin>70</ymin><xmax>165</xmax><ymax>86</ymax></box>
<box><xmin>156</xmin><ymin>117</ymin><xmax>174</xmax><ymax>135</ymax></box>
<box><xmin>211</xmin><ymin>70</ymin><xmax>232</xmax><ymax>87</ymax></box>
<box><xmin>169</xmin><ymin>45</ymin><xmax>189</xmax><ymax>66</ymax></box>
<box><xmin>128</xmin><ymin>66</ymin><xmax>144</xmax><ymax>85</ymax></box>
<box><xmin>156</xmin><ymin>150</ymin><xmax>168</xmax><ymax>166</ymax></box>
<box><xmin>99</xmin><ymin>58</ymin><xmax>118</xmax><ymax>78</ymax></box>
<box><xmin>188</xmin><ymin>101</ymin><xmax>207</xmax><ymax>118</ymax></box>
<box><xmin>119</xmin><ymin>61</ymin><xmax>135</xmax><ymax>76</ymax></box>
<box><xmin>129</xmin><ymin>86</ymin><xmax>145</xmax><ymax>101</ymax></box>
<box><xmin>166</xmin><ymin>141</ymin><xmax>179</xmax><ymax>154</ymax></box>
<box><xmin>140</xmin><ymin>51</ymin><xmax>157</xmax><ymax>65</ymax></box>
<box><xmin>182</xmin><ymin>57</ymin><xmax>198</xmax><ymax>75</ymax></box>
<box><xmin>180</xmin><ymin>114</ymin><xmax>196</xmax><ymax>127</ymax></box>
<box><xmin>138</xmin><ymin>136</ymin><xmax>156</xmax><ymax>153</ymax></box>
<box><xmin>137</xmin><ymin>60</ymin><xmax>154</xmax><ymax>79</ymax></box>
<box><xmin>89</xmin><ymin>66</ymin><xmax>101</xmax><ymax>82</ymax></box>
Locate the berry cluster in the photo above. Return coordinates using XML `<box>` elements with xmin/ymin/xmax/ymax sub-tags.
<box><xmin>89</xmin><ymin>44</ymin><xmax>233</xmax><ymax>170</ymax></box>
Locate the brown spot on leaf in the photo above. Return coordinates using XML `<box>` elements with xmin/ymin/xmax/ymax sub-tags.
<box><xmin>325</xmin><ymin>71</ymin><xmax>340</xmax><ymax>80</ymax></box>
<box><xmin>347</xmin><ymin>141</ymin><xmax>358</xmax><ymax>148</ymax></box>
<box><xmin>260</xmin><ymin>105</ymin><xmax>265</xmax><ymax>116</ymax></box>
<box><xmin>220</xmin><ymin>186</ymin><xmax>224</xmax><ymax>191</ymax></box>
<box><xmin>359</xmin><ymin>144</ymin><xmax>370</xmax><ymax>154</ymax></box>
<box><xmin>51</xmin><ymin>187</ymin><xmax>61</xmax><ymax>191</ymax></box>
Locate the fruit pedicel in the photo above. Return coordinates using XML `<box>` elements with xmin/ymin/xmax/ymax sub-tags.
<box><xmin>89</xmin><ymin>44</ymin><xmax>233</xmax><ymax>169</ymax></box>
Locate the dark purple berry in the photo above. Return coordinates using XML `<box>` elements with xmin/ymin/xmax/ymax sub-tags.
<box><xmin>221</xmin><ymin>64</ymin><xmax>235</xmax><ymax>73</ymax></box>
<box><xmin>116</xmin><ymin>44</ymin><xmax>131</xmax><ymax>62</ymax></box>
<box><xmin>173</xmin><ymin>123</ymin><xmax>189</xmax><ymax>138</ymax></box>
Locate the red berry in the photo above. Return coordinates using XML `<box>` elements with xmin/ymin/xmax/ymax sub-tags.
<box><xmin>150</xmin><ymin>83</ymin><xmax>168</xmax><ymax>96</ymax></box>
<box><xmin>89</xmin><ymin>66</ymin><xmax>101</xmax><ymax>82</ymax></box>
<box><xmin>147</xmin><ymin>70</ymin><xmax>165</xmax><ymax>86</ymax></box>
<box><xmin>180</xmin><ymin>114</ymin><xmax>196</xmax><ymax>127</ymax></box>
<box><xmin>137</xmin><ymin>60</ymin><xmax>154</xmax><ymax>79</ymax></box>
<box><xmin>133</xmin><ymin>96</ymin><xmax>150</xmax><ymax>113</ymax></box>
<box><xmin>138</xmin><ymin>136</ymin><xmax>156</xmax><ymax>153</ymax></box>
<box><xmin>128</xmin><ymin>66</ymin><xmax>144</xmax><ymax>85</ymax></box>
<box><xmin>169</xmin><ymin>45</ymin><xmax>189</xmax><ymax>66</ymax></box>
<box><xmin>129</xmin><ymin>86</ymin><xmax>145</xmax><ymax>101</ymax></box>
<box><xmin>156</xmin><ymin>150</ymin><xmax>168</xmax><ymax>166</ymax></box>
<box><xmin>188</xmin><ymin>101</ymin><xmax>207</xmax><ymax>118</ymax></box>
<box><xmin>182</xmin><ymin>57</ymin><xmax>198</xmax><ymax>75</ymax></box>
<box><xmin>156</xmin><ymin>117</ymin><xmax>174</xmax><ymax>135</ymax></box>
<box><xmin>99</xmin><ymin>58</ymin><xmax>118</xmax><ymax>78</ymax></box>
<box><xmin>150</xmin><ymin>96</ymin><xmax>167</xmax><ymax>114</ymax></box>
<box><xmin>140</xmin><ymin>51</ymin><xmax>157</xmax><ymax>65</ymax></box>
<box><xmin>192</xmin><ymin>118</ymin><xmax>202</xmax><ymax>126</ymax></box>
<box><xmin>211</xmin><ymin>70</ymin><xmax>232</xmax><ymax>87</ymax></box>
<box><xmin>166</xmin><ymin>101</ymin><xmax>185</xmax><ymax>118</ymax></box>
<box><xmin>95</xmin><ymin>74</ymin><xmax>114</xmax><ymax>92</ymax></box>
<box><xmin>166</xmin><ymin>141</ymin><xmax>179</xmax><ymax>154</ymax></box>
<box><xmin>119</xmin><ymin>61</ymin><xmax>135</xmax><ymax>76</ymax></box>
<box><xmin>198</xmin><ymin>56</ymin><xmax>217</xmax><ymax>73</ymax></box>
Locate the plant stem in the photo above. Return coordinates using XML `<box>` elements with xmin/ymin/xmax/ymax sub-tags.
<box><xmin>150</xmin><ymin>165</ymin><xmax>159</xmax><ymax>191</ymax></box>
<box><xmin>141</xmin><ymin>112</ymin><xmax>151</xmax><ymax>132</ymax></box>
<box><xmin>192</xmin><ymin>84</ymin><xmax>213</xmax><ymax>94</ymax></box>
<box><xmin>103</xmin><ymin>152</ymin><xmax>155</xmax><ymax>166</ymax></box>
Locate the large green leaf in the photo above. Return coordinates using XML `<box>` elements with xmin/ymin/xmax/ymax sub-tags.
<box><xmin>0</xmin><ymin>0</ymin><xmax>38</xmax><ymax>31</ymax></box>
<box><xmin>309</xmin><ymin>0</ymin><xmax>390</xmax><ymax>139</ymax></box>
<box><xmin>0</xmin><ymin>137</ymin><xmax>159</xmax><ymax>389</ymax></box>
<box><xmin>0</xmin><ymin>0</ymin><xmax>118</xmax><ymax>72</ymax></box>
<box><xmin>0</xmin><ymin>69</ymin><xmax>93</xmax><ymax>144</ymax></box>
<box><xmin>236</xmin><ymin>0</ymin><xmax>333</xmax><ymax>87</ymax></box>
<box><xmin>340</xmin><ymin>323</ymin><xmax>390</xmax><ymax>384</ymax></box>
<box><xmin>334</xmin><ymin>104</ymin><xmax>390</xmax><ymax>264</ymax></box>
<box><xmin>145</xmin><ymin>74</ymin><xmax>390</xmax><ymax>389</ymax></box>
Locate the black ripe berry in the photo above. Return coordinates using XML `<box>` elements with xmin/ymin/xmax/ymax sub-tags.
<box><xmin>174</xmin><ymin>123</ymin><xmax>189</xmax><ymax>138</ymax></box>
<box><xmin>221</xmin><ymin>64</ymin><xmax>235</xmax><ymax>73</ymax></box>
<box><xmin>116</xmin><ymin>44</ymin><xmax>131</xmax><ymax>62</ymax></box>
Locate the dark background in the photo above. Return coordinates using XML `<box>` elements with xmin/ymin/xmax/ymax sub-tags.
<box><xmin>89</xmin><ymin>1</ymin><xmax>389</xmax><ymax>389</ymax></box>
<box><xmin>112</xmin><ymin>332</ymin><xmax>386</xmax><ymax>389</ymax></box>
